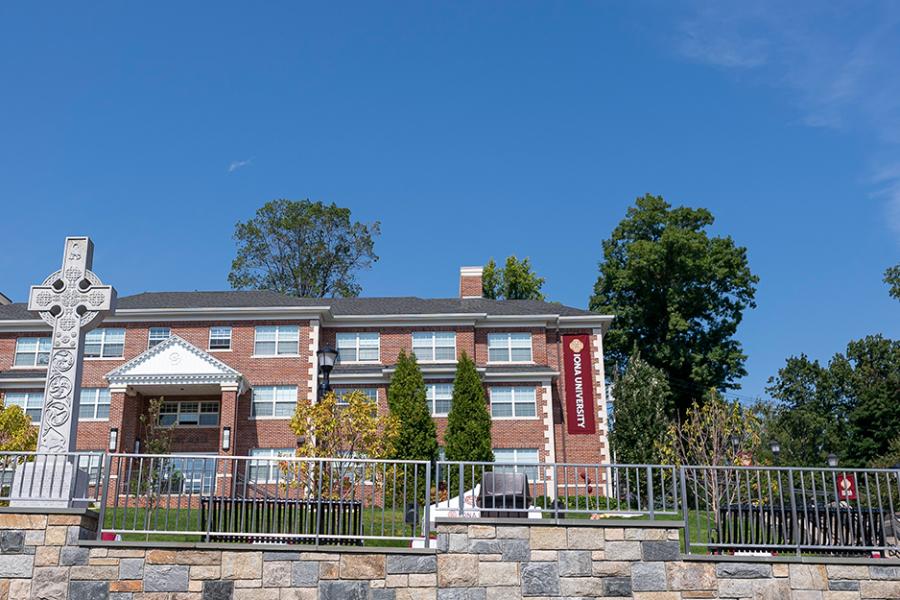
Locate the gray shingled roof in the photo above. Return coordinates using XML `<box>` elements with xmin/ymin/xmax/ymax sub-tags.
<box><xmin>0</xmin><ymin>290</ymin><xmax>595</xmax><ymax>321</ymax></box>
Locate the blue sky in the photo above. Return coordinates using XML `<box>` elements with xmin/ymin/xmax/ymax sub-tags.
<box><xmin>1</xmin><ymin>2</ymin><xmax>897</xmax><ymax>401</ymax></box>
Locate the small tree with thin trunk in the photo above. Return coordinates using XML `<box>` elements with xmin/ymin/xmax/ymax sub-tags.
<box><xmin>444</xmin><ymin>353</ymin><xmax>493</xmax><ymax>493</ymax></box>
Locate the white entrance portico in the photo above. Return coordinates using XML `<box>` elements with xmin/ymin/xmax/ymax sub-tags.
<box><xmin>105</xmin><ymin>335</ymin><xmax>246</xmax><ymax>457</ymax></box>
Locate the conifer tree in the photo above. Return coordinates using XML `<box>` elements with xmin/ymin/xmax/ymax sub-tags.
<box><xmin>387</xmin><ymin>350</ymin><xmax>438</xmax><ymax>462</ymax></box>
<box><xmin>610</xmin><ymin>350</ymin><xmax>670</xmax><ymax>465</ymax></box>
<box><xmin>444</xmin><ymin>353</ymin><xmax>493</xmax><ymax>492</ymax></box>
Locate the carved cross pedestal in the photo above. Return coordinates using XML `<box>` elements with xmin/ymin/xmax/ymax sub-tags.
<box><xmin>12</xmin><ymin>237</ymin><xmax>116</xmax><ymax>507</ymax></box>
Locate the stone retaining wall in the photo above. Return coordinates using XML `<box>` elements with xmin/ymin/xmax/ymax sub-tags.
<box><xmin>0</xmin><ymin>510</ymin><xmax>898</xmax><ymax>599</ymax></box>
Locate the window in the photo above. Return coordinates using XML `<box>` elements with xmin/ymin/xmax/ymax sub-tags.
<box><xmin>335</xmin><ymin>332</ymin><xmax>379</xmax><ymax>363</ymax></box>
<box><xmin>412</xmin><ymin>332</ymin><xmax>456</xmax><ymax>362</ymax></box>
<box><xmin>493</xmin><ymin>448</ymin><xmax>540</xmax><ymax>480</ymax></box>
<box><xmin>251</xmin><ymin>386</ymin><xmax>297</xmax><ymax>418</ymax></box>
<box><xmin>77</xmin><ymin>454</ymin><xmax>104</xmax><ymax>486</ymax></box>
<box><xmin>4</xmin><ymin>392</ymin><xmax>43</xmax><ymax>423</ymax></box>
<box><xmin>209</xmin><ymin>326</ymin><xmax>232</xmax><ymax>350</ymax></box>
<box><xmin>159</xmin><ymin>401</ymin><xmax>220</xmax><ymax>426</ymax></box>
<box><xmin>254</xmin><ymin>325</ymin><xmax>299</xmax><ymax>356</ymax></box>
<box><xmin>148</xmin><ymin>327</ymin><xmax>171</xmax><ymax>349</ymax></box>
<box><xmin>249</xmin><ymin>448</ymin><xmax>295</xmax><ymax>483</ymax></box>
<box><xmin>14</xmin><ymin>337</ymin><xmax>51</xmax><ymax>367</ymax></box>
<box><xmin>427</xmin><ymin>383</ymin><xmax>453</xmax><ymax>416</ymax></box>
<box><xmin>161</xmin><ymin>455</ymin><xmax>216</xmax><ymax>495</ymax></box>
<box><xmin>490</xmin><ymin>387</ymin><xmax>537</xmax><ymax>418</ymax></box>
<box><xmin>79</xmin><ymin>388</ymin><xmax>111</xmax><ymax>420</ymax></box>
<box><xmin>334</xmin><ymin>388</ymin><xmax>378</xmax><ymax>406</ymax></box>
<box><xmin>487</xmin><ymin>332</ymin><xmax>532</xmax><ymax>363</ymax></box>
<box><xmin>84</xmin><ymin>328</ymin><xmax>126</xmax><ymax>358</ymax></box>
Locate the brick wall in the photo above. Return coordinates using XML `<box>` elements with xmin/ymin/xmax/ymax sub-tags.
<box><xmin>0</xmin><ymin>321</ymin><xmax>607</xmax><ymax>465</ymax></box>
<box><xmin>1</xmin><ymin>511</ymin><xmax>899</xmax><ymax>600</ymax></box>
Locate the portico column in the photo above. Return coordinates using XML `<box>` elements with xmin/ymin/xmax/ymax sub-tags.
<box><xmin>216</xmin><ymin>384</ymin><xmax>239</xmax><ymax>495</ymax></box>
<box><xmin>107</xmin><ymin>386</ymin><xmax>128</xmax><ymax>453</ymax></box>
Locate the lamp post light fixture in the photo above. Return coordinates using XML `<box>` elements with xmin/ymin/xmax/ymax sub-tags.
<box><xmin>317</xmin><ymin>347</ymin><xmax>339</xmax><ymax>396</ymax></box>
<box><xmin>108</xmin><ymin>428</ymin><xmax>119</xmax><ymax>452</ymax></box>
<box><xmin>222</xmin><ymin>426</ymin><xmax>232</xmax><ymax>452</ymax></box>
<box><xmin>770</xmin><ymin>440</ymin><xmax>781</xmax><ymax>459</ymax></box>
<box><xmin>729</xmin><ymin>434</ymin><xmax>741</xmax><ymax>453</ymax></box>
<box><xmin>134</xmin><ymin>438</ymin><xmax>141</xmax><ymax>454</ymax></box>
<box><xmin>827</xmin><ymin>453</ymin><xmax>839</xmax><ymax>468</ymax></box>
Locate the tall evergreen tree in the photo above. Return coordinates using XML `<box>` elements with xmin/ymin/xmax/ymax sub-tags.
<box><xmin>387</xmin><ymin>350</ymin><xmax>438</xmax><ymax>462</ymax></box>
<box><xmin>445</xmin><ymin>352</ymin><xmax>493</xmax><ymax>464</ymax></box>
<box><xmin>610</xmin><ymin>351</ymin><xmax>670</xmax><ymax>465</ymax></box>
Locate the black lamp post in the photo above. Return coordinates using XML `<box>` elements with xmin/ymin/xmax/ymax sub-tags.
<box><xmin>827</xmin><ymin>453</ymin><xmax>839</xmax><ymax>468</ymax></box>
<box><xmin>770</xmin><ymin>440</ymin><xmax>781</xmax><ymax>464</ymax></box>
<box><xmin>317</xmin><ymin>347</ymin><xmax>339</xmax><ymax>397</ymax></box>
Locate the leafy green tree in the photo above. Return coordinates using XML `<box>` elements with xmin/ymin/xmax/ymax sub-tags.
<box><xmin>767</xmin><ymin>335</ymin><xmax>900</xmax><ymax>467</ymax></box>
<box><xmin>885</xmin><ymin>264</ymin><xmax>900</xmax><ymax>301</ymax></box>
<box><xmin>610</xmin><ymin>351</ymin><xmax>670</xmax><ymax>464</ymax></box>
<box><xmin>0</xmin><ymin>398</ymin><xmax>36</xmax><ymax>451</ymax></box>
<box><xmin>589</xmin><ymin>194</ymin><xmax>758</xmax><ymax>416</ymax></box>
<box><xmin>444</xmin><ymin>353</ymin><xmax>493</xmax><ymax>492</ymax></box>
<box><xmin>229</xmin><ymin>199</ymin><xmax>380</xmax><ymax>297</ymax></box>
<box><xmin>387</xmin><ymin>350</ymin><xmax>438</xmax><ymax>462</ymax></box>
<box><xmin>482</xmin><ymin>256</ymin><xmax>546</xmax><ymax>300</ymax></box>
<box><xmin>765</xmin><ymin>355</ymin><xmax>847</xmax><ymax>466</ymax></box>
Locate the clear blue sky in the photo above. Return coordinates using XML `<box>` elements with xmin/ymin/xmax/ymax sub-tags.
<box><xmin>1</xmin><ymin>2</ymin><xmax>898</xmax><ymax>401</ymax></box>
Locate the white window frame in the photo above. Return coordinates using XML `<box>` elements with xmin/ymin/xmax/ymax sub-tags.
<box><xmin>77</xmin><ymin>454</ymin><xmax>105</xmax><ymax>487</ymax></box>
<box><xmin>493</xmin><ymin>448</ymin><xmax>540</xmax><ymax>480</ymax></box>
<box><xmin>335</xmin><ymin>332</ymin><xmax>380</xmax><ymax>363</ymax></box>
<box><xmin>79</xmin><ymin>388</ymin><xmax>111</xmax><ymax>421</ymax></box>
<box><xmin>209</xmin><ymin>326</ymin><xmax>232</xmax><ymax>351</ymax></box>
<box><xmin>148</xmin><ymin>327</ymin><xmax>171</xmax><ymax>349</ymax></box>
<box><xmin>162</xmin><ymin>454</ymin><xmax>217</xmax><ymax>495</ymax></box>
<box><xmin>489</xmin><ymin>386</ymin><xmax>537</xmax><ymax>419</ymax></box>
<box><xmin>253</xmin><ymin>325</ymin><xmax>300</xmax><ymax>357</ymax></box>
<box><xmin>487</xmin><ymin>332</ymin><xmax>533</xmax><ymax>363</ymax></box>
<box><xmin>426</xmin><ymin>383</ymin><xmax>453</xmax><ymax>417</ymax></box>
<box><xmin>249</xmin><ymin>448</ymin><xmax>295</xmax><ymax>484</ymax></box>
<box><xmin>4</xmin><ymin>391</ymin><xmax>43</xmax><ymax>424</ymax></box>
<box><xmin>84</xmin><ymin>328</ymin><xmax>126</xmax><ymax>359</ymax></box>
<box><xmin>333</xmin><ymin>388</ymin><xmax>378</xmax><ymax>406</ymax></box>
<box><xmin>412</xmin><ymin>332</ymin><xmax>456</xmax><ymax>363</ymax></box>
<box><xmin>251</xmin><ymin>386</ymin><xmax>297</xmax><ymax>419</ymax></box>
<box><xmin>158</xmin><ymin>400</ymin><xmax>220</xmax><ymax>427</ymax></box>
<box><xmin>13</xmin><ymin>337</ymin><xmax>51</xmax><ymax>368</ymax></box>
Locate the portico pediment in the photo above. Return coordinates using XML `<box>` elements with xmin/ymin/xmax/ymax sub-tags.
<box><xmin>106</xmin><ymin>334</ymin><xmax>244</xmax><ymax>392</ymax></box>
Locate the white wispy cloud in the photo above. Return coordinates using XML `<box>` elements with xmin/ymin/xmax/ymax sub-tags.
<box><xmin>673</xmin><ymin>1</ymin><xmax>900</xmax><ymax>236</ymax></box>
<box><xmin>228</xmin><ymin>158</ymin><xmax>253</xmax><ymax>173</ymax></box>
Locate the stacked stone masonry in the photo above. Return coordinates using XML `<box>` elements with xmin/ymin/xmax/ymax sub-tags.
<box><xmin>1</xmin><ymin>511</ymin><xmax>899</xmax><ymax>600</ymax></box>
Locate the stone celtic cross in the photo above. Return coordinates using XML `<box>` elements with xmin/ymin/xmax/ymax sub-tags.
<box><xmin>27</xmin><ymin>237</ymin><xmax>116</xmax><ymax>453</ymax></box>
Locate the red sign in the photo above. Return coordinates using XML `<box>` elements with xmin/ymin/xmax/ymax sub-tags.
<box><xmin>837</xmin><ymin>474</ymin><xmax>857</xmax><ymax>501</ymax></box>
<box><xmin>562</xmin><ymin>334</ymin><xmax>597</xmax><ymax>435</ymax></box>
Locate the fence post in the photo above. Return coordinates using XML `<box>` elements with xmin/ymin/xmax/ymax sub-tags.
<box><xmin>457</xmin><ymin>463</ymin><xmax>465</xmax><ymax>516</ymax></box>
<box><xmin>96</xmin><ymin>453</ymin><xmax>112</xmax><ymax>540</ymax></box>
<box><xmin>423</xmin><ymin>462</ymin><xmax>432</xmax><ymax>548</ymax></box>
<box><xmin>204</xmin><ymin>457</ymin><xmax>217</xmax><ymax>543</ymax></box>
<box><xmin>787</xmin><ymin>469</ymin><xmax>800</xmax><ymax>555</ymax></box>
<box><xmin>679</xmin><ymin>466</ymin><xmax>690</xmax><ymax>554</ymax></box>
<box><xmin>647</xmin><ymin>466</ymin><xmax>655</xmax><ymax>520</ymax></box>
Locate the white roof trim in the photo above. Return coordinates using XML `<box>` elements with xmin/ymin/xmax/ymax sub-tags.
<box><xmin>105</xmin><ymin>334</ymin><xmax>244</xmax><ymax>390</ymax></box>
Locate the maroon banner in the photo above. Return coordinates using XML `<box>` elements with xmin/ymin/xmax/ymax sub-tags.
<box><xmin>562</xmin><ymin>334</ymin><xmax>597</xmax><ymax>435</ymax></box>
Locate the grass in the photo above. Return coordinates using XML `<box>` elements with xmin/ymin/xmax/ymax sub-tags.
<box><xmin>96</xmin><ymin>499</ymin><xmax>718</xmax><ymax>552</ymax></box>
<box><xmin>100</xmin><ymin>505</ymin><xmax>416</xmax><ymax>547</ymax></box>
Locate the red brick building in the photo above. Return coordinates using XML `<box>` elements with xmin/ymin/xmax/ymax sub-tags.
<box><xmin>0</xmin><ymin>267</ymin><xmax>612</xmax><ymax>473</ymax></box>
